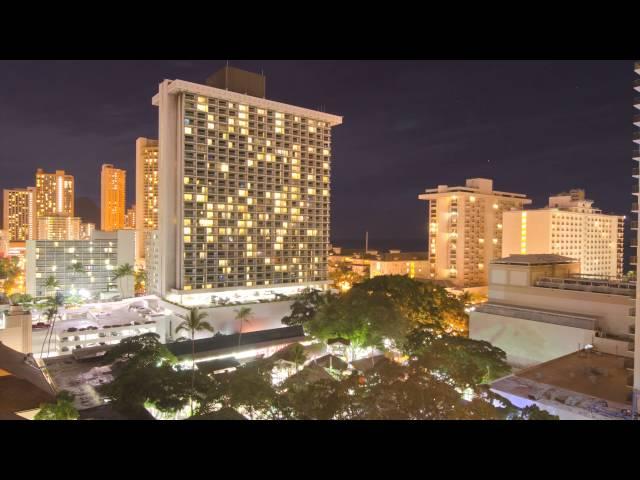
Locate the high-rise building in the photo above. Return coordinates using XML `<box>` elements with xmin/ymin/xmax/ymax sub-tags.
<box><xmin>3</xmin><ymin>187</ymin><xmax>36</xmax><ymax>241</ymax></box>
<box><xmin>153</xmin><ymin>67</ymin><xmax>342</xmax><ymax>304</ymax></box>
<box><xmin>35</xmin><ymin>169</ymin><xmax>74</xmax><ymax>218</ymax></box>
<box><xmin>502</xmin><ymin>190</ymin><xmax>624</xmax><ymax>279</ymax></box>
<box><xmin>135</xmin><ymin>137</ymin><xmax>159</xmax><ymax>264</ymax></box>
<box><xmin>101</xmin><ymin>164</ymin><xmax>126</xmax><ymax>231</ymax></box>
<box><xmin>124</xmin><ymin>205</ymin><xmax>136</xmax><ymax>229</ymax></box>
<box><xmin>36</xmin><ymin>215</ymin><xmax>81</xmax><ymax>241</ymax></box>
<box><xmin>79</xmin><ymin>222</ymin><xmax>95</xmax><ymax>240</ymax></box>
<box><xmin>418</xmin><ymin>178</ymin><xmax>531</xmax><ymax>288</ymax></box>
<box><xmin>632</xmin><ymin>61</ymin><xmax>640</xmax><ymax>416</ymax></box>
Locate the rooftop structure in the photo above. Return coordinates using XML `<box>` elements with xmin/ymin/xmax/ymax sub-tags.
<box><xmin>491</xmin><ymin>349</ymin><xmax>633</xmax><ymax>420</ymax></box>
<box><xmin>470</xmin><ymin>254</ymin><xmax>635</xmax><ymax>368</ymax></box>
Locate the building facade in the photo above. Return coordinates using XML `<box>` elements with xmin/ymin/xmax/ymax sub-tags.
<box><xmin>329</xmin><ymin>248</ymin><xmax>430</xmax><ymax>281</ymax></box>
<box><xmin>80</xmin><ymin>222</ymin><xmax>95</xmax><ymax>240</ymax></box>
<box><xmin>35</xmin><ymin>169</ymin><xmax>74</xmax><ymax>219</ymax></box>
<box><xmin>470</xmin><ymin>255</ymin><xmax>635</xmax><ymax>370</ymax></box>
<box><xmin>152</xmin><ymin>68</ymin><xmax>342</xmax><ymax>304</ymax></box>
<box><xmin>502</xmin><ymin>190</ymin><xmax>624</xmax><ymax>279</ymax></box>
<box><xmin>135</xmin><ymin>137</ymin><xmax>159</xmax><ymax>263</ymax></box>
<box><xmin>2</xmin><ymin>187</ymin><xmax>36</xmax><ymax>242</ymax></box>
<box><xmin>419</xmin><ymin>178</ymin><xmax>531</xmax><ymax>288</ymax></box>
<box><xmin>101</xmin><ymin>164</ymin><xmax>127</xmax><ymax>231</ymax></box>
<box><xmin>633</xmin><ymin>61</ymin><xmax>640</xmax><ymax>415</ymax></box>
<box><xmin>26</xmin><ymin>230</ymin><xmax>135</xmax><ymax>299</ymax></box>
<box><xmin>36</xmin><ymin>215</ymin><xmax>81</xmax><ymax>241</ymax></box>
<box><xmin>125</xmin><ymin>205</ymin><xmax>136</xmax><ymax>229</ymax></box>
<box><xmin>0</xmin><ymin>229</ymin><xmax>9</xmax><ymax>256</ymax></box>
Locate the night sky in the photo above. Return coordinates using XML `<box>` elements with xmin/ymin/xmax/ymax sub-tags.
<box><xmin>0</xmin><ymin>60</ymin><xmax>635</xmax><ymax>253</ymax></box>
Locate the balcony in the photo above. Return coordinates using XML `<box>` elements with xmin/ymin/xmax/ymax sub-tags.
<box><xmin>633</xmin><ymin>167</ymin><xmax>640</xmax><ymax>177</ymax></box>
<box><xmin>631</xmin><ymin>256</ymin><xmax>637</xmax><ymax>265</ymax></box>
<box><xmin>633</xmin><ymin>185</ymin><xmax>639</xmax><ymax>195</ymax></box>
<box><xmin>632</xmin><ymin>203</ymin><xmax>639</xmax><ymax>212</ymax></box>
<box><xmin>631</xmin><ymin>221</ymin><xmax>638</xmax><ymax>229</ymax></box>
<box><xmin>634</xmin><ymin>132</ymin><xmax>640</xmax><ymax>144</ymax></box>
<box><xmin>625</xmin><ymin>357</ymin><xmax>634</xmax><ymax>370</ymax></box>
<box><xmin>635</xmin><ymin>97</ymin><xmax>640</xmax><ymax>109</ymax></box>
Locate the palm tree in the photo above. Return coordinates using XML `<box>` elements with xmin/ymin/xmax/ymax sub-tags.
<box><xmin>40</xmin><ymin>292</ymin><xmax>65</xmax><ymax>359</ymax></box>
<box><xmin>113</xmin><ymin>263</ymin><xmax>135</xmax><ymax>298</ymax></box>
<box><xmin>44</xmin><ymin>276</ymin><xmax>60</xmax><ymax>297</ymax></box>
<box><xmin>176</xmin><ymin>308</ymin><xmax>214</xmax><ymax>416</ymax></box>
<box><xmin>68</xmin><ymin>262</ymin><xmax>85</xmax><ymax>275</ymax></box>
<box><xmin>234</xmin><ymin>306</ymin><xmax>253</xmax><ymax>347</ymax></box>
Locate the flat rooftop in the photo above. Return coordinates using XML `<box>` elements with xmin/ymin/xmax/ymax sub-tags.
<box><xmin>492</xmin><ymin>350</ymin><xmax>633</xmax><ymax>418</ymax></box>
<box><xmin>493</xmin><ymin>254</ymin><xmax>577</xmax><ymax>265</ymax></box>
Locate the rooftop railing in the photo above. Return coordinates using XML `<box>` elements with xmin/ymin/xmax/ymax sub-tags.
<box><xmin>535</xmin><ymin>276</ymin><xmax>636</xmax><ymax>297</ymax></box>
<box><xmin>475</xmin><ymin>303</ymin><xmax>597</xmax><ymax>330</ymax></box>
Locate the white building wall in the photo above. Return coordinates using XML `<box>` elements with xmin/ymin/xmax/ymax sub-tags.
<box><xmin>470</xmin><ymin>310</ymin><xmax>595</xmax><ymax>368</ymax></box>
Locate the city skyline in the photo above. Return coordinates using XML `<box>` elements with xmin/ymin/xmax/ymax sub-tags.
<box><xmin>0</xmin><ymin>60</ymin><xmax>635</xmax><ymax>251</ymax></box>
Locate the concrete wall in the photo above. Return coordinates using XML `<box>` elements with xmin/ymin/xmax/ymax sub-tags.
<box><xmin>470</xmin><ymin>311</ymin><xmax>595</xmax><ymax>368</ymax></box>
<box><xmin>0</xmin><ymin>309</ymin><xmax>32</xmax><ymax>354</ymax></box>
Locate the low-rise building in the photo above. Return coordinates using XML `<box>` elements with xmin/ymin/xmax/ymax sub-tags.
<box><xmin>26</xmin><ymin>229</ymin><xmax>135</xmax><ymax>300</ymax></box>
<box><xmin>0</xmin><ymin>306</ymin><xmax>32</xmax><ymax>354</ymax></box>
<box><xmin>491</xmin><ymin>349</ymin><xmax>633</xmax><ymax>420</ymax></box>
<box><xmin>470</xmin><ymin>254</ymin><xmax>635</xmax><ymax>369</ymax></box>
<box><xmin>329</xmin><ymin>247</ymin><xmax>430</xmax><ymax>280</ymax></box>
<box><xmin>0</xmin><ymin>342</ymin><xmax>56</xmax><ymax>420</ymax></box>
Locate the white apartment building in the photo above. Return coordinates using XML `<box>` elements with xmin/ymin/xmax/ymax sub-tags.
<box><xmin>418</xmin><ymin>178</ymin><xmax>531</xmax><ymax>288</ymax></box>
<box><xmin>152</xmin><ymin>66</ymin><xmax>342</xmax><ymax>306</ymax></box>
<box><xmin>502</xmin><ymin>189</ymin><xmax>624</xmax><ymax>279</ymax></box>
<box><xmin>26</xmin><ymin>230</ymin><xmax>135</xmax><ymax>299</ymax></box>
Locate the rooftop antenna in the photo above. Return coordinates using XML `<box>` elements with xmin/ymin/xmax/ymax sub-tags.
<box><xmin>365</xmin><ymin>231</ymin><xmax>369</xmax><ymax>254</ymax></box>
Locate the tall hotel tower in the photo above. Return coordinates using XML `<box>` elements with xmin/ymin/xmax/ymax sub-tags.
<box><xmin>633</xmin><ymin>61</ymin><xmax>640</xmax><ymax>417</ymax></box>
<box><xmin>3</xmin><ymin>187</ymin><xmax>36</xmax><ymax>241</ymax></box>
<box><xmin>101</xmin><ymin>164</ymin><xmax>127</xmax><ymax>231</ymax></box>
<box><xmin>152</xmin><ymin>66</ymin><xmax>342</xmax><ymax>304</ymax></box>
<box><xmin>35</xmin><ymin>169</ymin><xmax>74</xmax><ymax>219</ymax></box>
<box><xmin>135</xmin><ymin>137</ymin><xmax>159</xmax><ymax>264</ymax></box>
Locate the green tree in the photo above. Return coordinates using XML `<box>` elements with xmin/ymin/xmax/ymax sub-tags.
<box><xmin>328</xmin><ymin>260</ymin><xmax>365</xmax><ymax>291</ymax></box>
<box><xmin>0</xmin><ymin>257</ymin><xmax>22</xmax><ymax>295</ymax></box>
<box><xmin>103</xmin><ymin>332</ymin><xmax>176</xmax><ymax>370</ymax></box>
<box><xmin>34</xmin><ymin>391</ymin><xmax>79</xmax><ymax>420</ymax></box>
<box><xmin>113</xmin><ymin>263</ymin><xmax>135</xmax><ymax>298</ymax></box>
<box><xmin>176</xmin><ymin>308</ymin><xmax>214</xmax><ymax>415</ymax></box>
<box><xmin>234</xmin><ymin>306</ymin><xmax>253</xmax><ymax>347</ymax></box>
<box><xmin>134</xmin><ymin>268</ymin><xmax>147</xmax><ymax>295</ymax></box>
<box><xmin>352</xmin><ymin>276</ymin><xmax>468</xmax><ymax>335</ymax></box>
<box><xmin>281</xmin><ymin>288</ymin><xmax>336</xmax><ymax>327</ymax></box>
<box><xmin>517</xmin><ymin>405</ymin><xmax>560</xmax><ymax>420</ymax></box>
<box><xmin>406</xmin><ymin>329</ymin><xmax>511</xmax><ymax>390</ymax></box>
